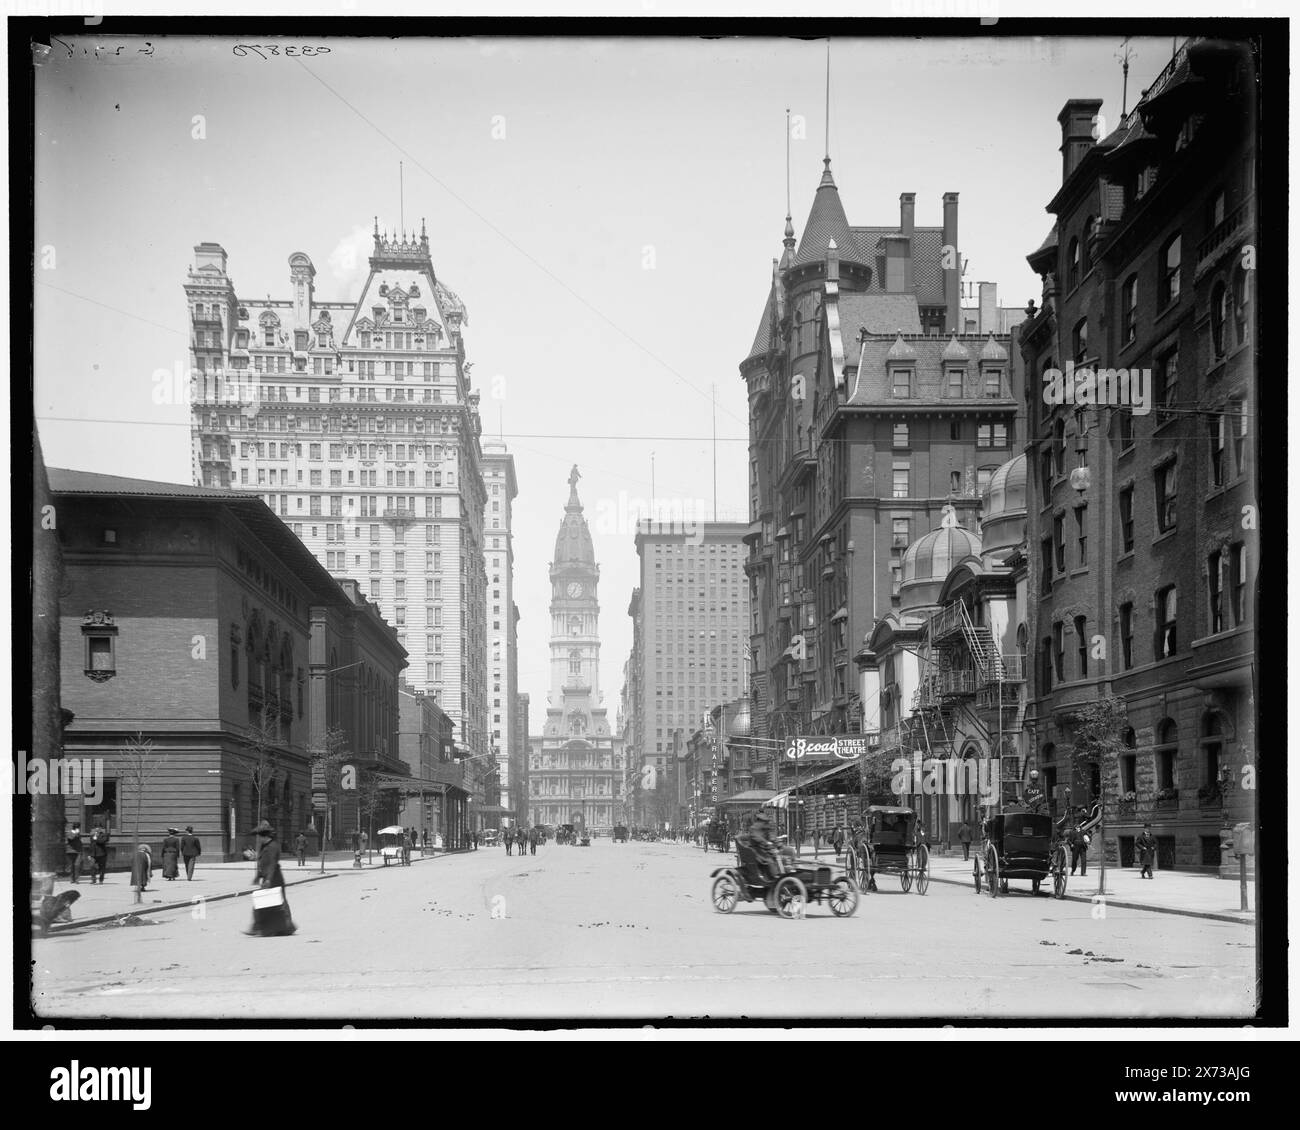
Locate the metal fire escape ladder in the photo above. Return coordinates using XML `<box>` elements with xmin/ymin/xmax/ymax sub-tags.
<box><xmin>958</xmin><ymin>601</ymin><xmax>1003</xmax><ymax>681</ymax></box>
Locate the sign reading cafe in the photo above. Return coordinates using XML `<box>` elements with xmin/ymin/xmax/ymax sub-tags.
<box><xmin>784</xmin><ymin>736</ymin><xmax>866</xmax><ymax>761</ymax></box>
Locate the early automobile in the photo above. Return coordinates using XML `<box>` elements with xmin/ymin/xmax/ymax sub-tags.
<box><xmin>709</xmin><ymin>837</ymin><xmax>859</xmax><ymax>919</ymax></box>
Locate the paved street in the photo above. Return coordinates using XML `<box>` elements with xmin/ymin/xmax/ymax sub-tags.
<box><xmin>31</xmin><ymin>840</ymin><xmax>1255</xmax><ymax>1021</ymax></box>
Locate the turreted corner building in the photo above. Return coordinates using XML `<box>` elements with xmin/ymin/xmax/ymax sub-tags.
<box><xmin>741</xmin><ymin>155</ymin><xmax>1025</xmax><ymax>758</ymax></box>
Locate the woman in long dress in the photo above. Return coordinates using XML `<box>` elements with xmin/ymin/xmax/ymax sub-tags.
<box><xmin>246</xmin><ymin>821</ymin><xmax>296</xmax><ymax>936</ymax></box>
<box><xmin>161</xmin><ymin>827</ymin><xmax>181</xmax><ymax>880</ymax></box>
<box><xmin>129</xmin><ymin>844</ymin><xmax>152</xmax><ymax>903</ymax></box>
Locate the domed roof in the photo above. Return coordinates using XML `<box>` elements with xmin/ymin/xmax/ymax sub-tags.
<box><xmin>981</xmin><ymin>454</ymin><xmax>1028</xmax><ymax>518</ymax></box>
<box><xmin>901</xmin><ymin>507</ymin><xmax>982</xmax><ymax>585</ymax></box>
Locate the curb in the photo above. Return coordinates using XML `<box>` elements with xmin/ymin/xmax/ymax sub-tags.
<box><xmin>923</xmin><ymin>871</ymin><xmax>1255</xmax><ymax>925</ymax></box>
<box><xmin>48</xmin><ymin>849</ymin><xmax>474</xmax><ymax>932</ymax></box>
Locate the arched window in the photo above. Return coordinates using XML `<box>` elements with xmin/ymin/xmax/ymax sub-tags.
<box><xmin>1210</xmin><ymin>279</ymin><xmax>1228</xmax><ymax>357</ymax></box>
<box><xmin>1233</xmin><ymin>264</ymin><xmax>1250</xmax><ymax>347</ymax></box>
<box><xmin>1067</xmin><ymin>237</ymin><xmax>1080</xmax><ymax>290</ymax></box>
<box><xmin>569</xmin><ymin>649</ymin><xmax>582</xmax><ymax>676</ymax></box>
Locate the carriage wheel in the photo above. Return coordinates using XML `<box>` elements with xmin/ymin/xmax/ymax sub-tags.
<box><xmin>985</xmin><ymin>845</ymin><xmax>999</xmax><ymax>899</ymax></box>
<box><xmin>900</xmin><ymin>861</ymin><xmax>913</xmax><ymax>892</ymax></box>
<box><xmin>916</xmin><ymin>844</ymin><xmax>930</xmax><ymax>895</ymax></box>
<box><xmin>1053</xmin><ymin>846</ymin><xmax>1069</xmax><ymax>899</ymax></box>
<box><xmin>773</xmin><ymin>876</ymin><xmax>807</xmax><ymax>919</ymax></box>
<box><xmin>711</xmin><ymin>874</ymin><xmax>739</xmax><ymax>914</ymax></box>
<box><xmin>828</xmin><ymin>877</ymin><xmax>859</xmax><ymax>918</ymax></box>
<box><xmin>973</xmin><ymin>856</ymin><xmax>982</xmax><ymax>894</ymax></box>
<box><xmin>844</xmin><ymin>846</ymin><xmax>859</xmax><ymax>887</ymax></box>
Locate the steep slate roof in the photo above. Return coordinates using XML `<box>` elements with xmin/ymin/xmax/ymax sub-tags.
<box><xmin>746</xmin><ymin>287</ymin><xmax>775</xmax><ymax>361</ymax></box>
<box><xmin>790</xmin><ymin>160</ymin><xmax>859</xmax><ymax>269</ymax></box>
<box><xmin>942</xmin><ymin>335</ymin><xmax>971</xmax><ymax>361</ymax></box>
<box><xmin>847</xmin><ymin>334</ymin><xmax>1020</xmax><ymax>408</ymax></box>
<box><xmin>837</xmin><ymin>294</ymin><xmax>923</xmax><ymax>343</ymax></box>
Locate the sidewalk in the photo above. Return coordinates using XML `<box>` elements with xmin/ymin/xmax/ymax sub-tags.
<box><xmin>37</xmin><ymin>847</ymin><xmax>468</xmax><ymax>931</ymax></box>
<box><xmin>781</xmin><ymin>843</ymin><xmax>1256</xmax><ymax>924</ymax></box>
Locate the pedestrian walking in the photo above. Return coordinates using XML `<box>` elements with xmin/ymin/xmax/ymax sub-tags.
<box><xmin>161</xmin><ymin>827</ymin><xmax>182</xmax><ymax>881</ymax></box>
<box><xmin>401</xmin><ymin>829</ymin><xmax>412</xmax><ymax>866</ymax></box>
<box><xmin>1069</xmin><ymin>824</ymin><xmax>1089</xmax><ymax>877</ymax></box>
<box><xmin>88</xmin><ymin>824</ymin><xmax>111</xmax><ymax>884</ymax></box>
<box><xmin>180</xmin><ymin>825</ymin><xmax>202</xmax><ymax>879</ymax></box>
<box><xmin>64</xmin><ymin>824</ymin><xmax>84</xmax><ymax>884</ymax></box>
<box><xmin>528</xmin><ymin>826</ymin><xmax>538</xmax><ymax>856</ymax></box>
<box><xmin>516</xmin><ymin>827</ymin><xmax>527</xmax><ymax>855</ymax></box>
<box><xmin>957</xmin><ymin>820</ymin><xmax>972</xmax><ymax>861</ymax></box>
<box><xmin>295</xmin><ymin>830</ymin><xmax>308</xmax><ymax>868</ymax></box>
<box><xmin>129</xmin><ymin>843</ymin><xmax>152</xmax><ymax>903</ymax></box>
<box><xmin>505</xmin><ymin>828</ymin><xmax>513</xmax><ymax>855</ymax></box>
<box><xmin>1136</xmin><ymin>823</ymin><xmax>1158</xmax><ymax>879</ymax></box>
<box><xmin>246</xmin><ymin>821</ymin><xmax>296</xmax><ymax>936</ymax></box>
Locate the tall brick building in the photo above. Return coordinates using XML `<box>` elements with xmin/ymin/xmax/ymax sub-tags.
<box><xmin>625</xmin><ymin>520</ymin><xmax>750</xmax><ymax>822</ymax></box>
<box><xmin>1018</xmin><ymin>39</ymin><xmax>1257</xmax><ymax>873</ymax></box>
<box><xmin>482</xmin><ymin>440</ymin><xmax>519</xmax><ymax>826</ymax></box>
<box><xmin>184</xmin><ymin>223</ymin><xmax>492</xmax><ymax>820</ymax></box>
<box><xmin>742</xmin><ymin>157</ymin><xmax>1025</xmax><ymax>753</ymax></box>
<box><xmin>51</xmin><ymin>470</ymin><xmax>408</xmax><ymax>860</ymax></box>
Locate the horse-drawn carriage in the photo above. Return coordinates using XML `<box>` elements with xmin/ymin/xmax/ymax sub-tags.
<box><xmin>612</xmin><ymin>825</ymin><xmax>628</xmax><ymax>843</ymax></box>
<box><xmin>701</xmin><ymin>820</ymin><xmax>730</xmax><ymax>852</ymax></box>
<box><xmin>844</xmin><ymin>805</ymin><xmax>930</xmax><ymax>894</ymax></box>
<box><xmin>974</xmin><ymin>810</ymin><xmax>1069</xmax><ymax>898</ymax></box>
<box><xmin>709</xmin><ymin>838</ymin><xmax>859</xmax><ymax>919</ymax></box>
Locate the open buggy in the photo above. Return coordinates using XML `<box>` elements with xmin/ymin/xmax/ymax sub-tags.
<box><xmin>709</xmin><ymin>837</ymin><xmax>859</xmax><ymax>919</ymax></box>
<box><xmin>845</xmin><ymin>805</ymin><xmax>929</xmax><ymax>894</ymax></box>
<box><xmin>974</xmin><ymin>810</ymin><xmax>1068</xmax><ymax>898</ymax></box>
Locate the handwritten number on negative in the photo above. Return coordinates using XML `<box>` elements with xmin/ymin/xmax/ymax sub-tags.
<box><xmin>234</xmin><ymin>45</ymin><xmax>330</xmax><ymax>60</ymax></box>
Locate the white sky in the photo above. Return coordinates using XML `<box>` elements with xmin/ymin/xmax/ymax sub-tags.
<box><xmin>33</xmin><ymin>33</ymin><xmax>1189</xmax><ymax>721</ymax></box>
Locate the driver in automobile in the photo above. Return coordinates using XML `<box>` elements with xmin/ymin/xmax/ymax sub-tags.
<box><xmin>738</xmin><ymin>812</ymin><xmax>784</xmax><ymax>882</ymax></box>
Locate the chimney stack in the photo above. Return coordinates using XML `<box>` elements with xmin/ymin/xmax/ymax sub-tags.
<box><xmin>1058</xmin><ymin>98</ymin><xmax>1105</xmax><ymax>184</ymax></box>
<box><xmin>942</xmin><ymin>193</ymin><xmax>960</xmax><ymax>333</ymax></box>
<box><xmin>900</xmin><ymin>193</ymin><xmax>915</xmax><ymax>292</ymax></box>
<box><xmin>979</xmin><ymin>282</ymin><xmax>997</xmax><ymax>336</ymax></box>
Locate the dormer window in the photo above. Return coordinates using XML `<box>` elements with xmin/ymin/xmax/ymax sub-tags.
<box><xmin>982</xmin><ymin>368</ymin><xmax>1003</xmax><ymax>398</ymax></box>
<box><xmin>945</xmin><ymin>367</ymin><xmax>964</xmax><ymax>398</ymax></box>
<box><xmin>294</xmin><ymin>331</ymin><xmax>308</xmax><ymax>352</ymax></box>
<box><xmin>891</xmin><ymin>367</ymin><xmax>913</xmax><ymax>398</ymax></box>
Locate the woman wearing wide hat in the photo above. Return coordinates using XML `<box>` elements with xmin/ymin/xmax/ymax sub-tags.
<box><xmin>161</xmin><ymin>827</ymin><xmax>182</xmax><ymax>881</ymax></box>
<box><xmin>129</xmin><ymin>843</ymin><xmax>152</xmax><ymax>904</ymax></box>
<box><xmin>245</xmin><ymin>821</ymin><xmax>296</xmax><ymax>936</ymax></box>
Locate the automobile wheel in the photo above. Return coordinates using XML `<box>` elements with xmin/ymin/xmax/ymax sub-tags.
<box><xmin>773</xmin><ymin>876</ymin><xmax>808</xmax><ymax>919</ymax></box>
<box><xmin>711</xmin><ymin>874</ymin><xmax>739</xmax><ymax>914</ymax></box>
<box><xmin>828</xmin><ymin>877</ymin><xmax>859</xmax><ymax>917</ymax></box>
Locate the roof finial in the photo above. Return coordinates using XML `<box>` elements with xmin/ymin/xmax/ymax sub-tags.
<box><xmin>824</xmin><ymin>39</ymin><xmax>831</xmax><ymax>163</ymax></box>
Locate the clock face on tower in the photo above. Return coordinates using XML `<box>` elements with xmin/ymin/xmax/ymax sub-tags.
<box><xmin>566</xmin><ymin>582</ymin><xmax>583</xmax><ymax>598</ymax></box>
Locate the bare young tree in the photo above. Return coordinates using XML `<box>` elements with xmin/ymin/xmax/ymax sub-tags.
<box><xmin>121</xmin><ymin>731</ymin><xmax>170</xmax><ymax>849</ymax></box>
<box><xmin>235</xmin><ymin>708</ymin><xmax>287</xmax><ymax>828</ymax></box>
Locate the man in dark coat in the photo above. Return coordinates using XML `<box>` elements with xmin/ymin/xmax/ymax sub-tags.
<box><xmin>957</xmin><ymin>820</ymin><xmax>973</xmax><ymax>861</ymax></box>
<box><xmin>161</xmin><ymin>828</ymin><xmax>182</xmax><ymax>880</ymax></box>
<box><xmin>1136</xmin><ymin>824</ymin><xmax>1158</xmax><ymax>879</ymax></box>
<box><xmin>65</xmin><ymin>825</ymin><xmax>84</xmax><ymax>883</ymax></box>
<box><xmin>181</xmin><ymin>825</ymin><xmax>202</xmax><ymax>880</ymax></box>
<box><xmin>1069</xmin><ymin>823</ymin><xmax>1089</xmax><ymax>876</ymax></box>
<box><xmin>89</xmin><ymin>824</ymin><xmax>111</xmax><ymax>884</ymax></box>
<box><xmin>295</xmin><ymin>830</ymin><xmax>308</xmax><ymax>868</ymax></box>
<box><xmin>505</xmin><ymin>826</ymin><xmax>513</xmax><ymax>855</ymax></box>
<box><xmin>528</xmin><ymin>826</ymin><xmax>538</xmax><ymax>856</ymax></box>
<box><xmin>247</xmin><ymin>821</ymin><xmax>295</xmax><ymax>936</ymax></box>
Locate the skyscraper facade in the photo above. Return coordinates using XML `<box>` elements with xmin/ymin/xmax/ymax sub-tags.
<box><xmin>184</xmin><ymin>222</ymin><xmax>492</xmax><ymax>791</ymax></box>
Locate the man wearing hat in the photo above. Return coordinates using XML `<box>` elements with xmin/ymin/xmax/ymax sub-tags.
<box><xmin>160</xmin><ymin>827</ymin><xmax>182</xmax><ymax>881</ymax></box>
<box><xmin>180</xmin><ymin>825</ymin><xmax>202</xmax><ymax>880</ymax></box>
<box><xmin>1136</xmin><ymin>823</ymin><xmax>1158</xmax><ymax>880</ymax></box>
<box><xmin>740</xmin><ymin>812</ymin><xmax>783</xmax><ymax>882</ymax></box>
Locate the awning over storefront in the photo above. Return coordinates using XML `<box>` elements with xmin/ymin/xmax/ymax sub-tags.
<box><xmin>789</xmin><ymin>761</ymin><xmax>861</xmax><ymax>795</ymax></box>
<box><xmin>770</xmin><ymin>791</ymin><xmax>790</xmax><ymax>809</ymax></box>
<box><xmin>719</xmin><ymin>789</ymin><xmax>776</xmax><ymax>806</ymax></box>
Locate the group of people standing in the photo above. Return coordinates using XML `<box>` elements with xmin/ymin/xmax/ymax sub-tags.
<box><xmin>503</xmin><ymin>825</ymin><xmax>539</xmax><ymax>855</ymax></box>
